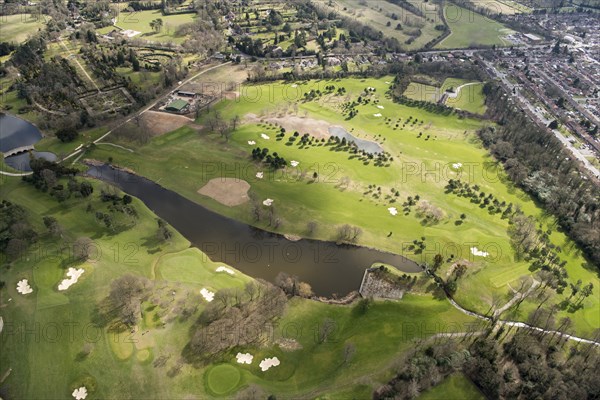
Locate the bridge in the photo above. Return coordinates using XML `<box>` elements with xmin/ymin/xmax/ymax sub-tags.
<box><xmin>3</xmin><ymin>145</ymin><xmax>35</xmax><ymax>157</ymax></box>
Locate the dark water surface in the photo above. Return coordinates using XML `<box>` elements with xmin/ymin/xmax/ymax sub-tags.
<box><xmin>0</xmin><ymin>113</ymin><xmax>43</xmax><ymax>153</ymax></box>
<box><xmin>87</xmin><ymin>164</ymin><xmax>421</xmax><ymax>296</ymax></box>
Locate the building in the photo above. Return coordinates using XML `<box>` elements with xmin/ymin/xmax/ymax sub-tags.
<box><xmin>176</xmin><ymin>90</ymin><xmax>196</xmax><ymax>98</ymax></box>
<box><xmin>165</xmin><ymin>99</ymin><xmax>189</xmax><ymax>113</ymax></box>
<box><xmin>523</xmin><ymin>33</ymin><xmax>542</xmax><ymax>43</ymax></box>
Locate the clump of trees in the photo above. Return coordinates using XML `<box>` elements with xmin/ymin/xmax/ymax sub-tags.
<box><xmin>251</xmin><ymin>147</ymin><xmax>287</xmax><ymax>169</ymax></box>
<box><xmin>183</xmin><ymin>280</ymin><xmax>287</xmax><ymax>365</ymax></box>
<box><xmin>274</xmin><ymin>272</ymin><xmax>313</xmax><ymax>298</ymax></box>
<box><xmin>376</xmin><ymin>333</ymin><xmax>600</xmax><ymax>400</ymax></box>
<box><xmin>481</xmin><ymin>82</ymin><xmax>600</xmax><ymax>269</ymax></box>
<box><xmin>0</xmin><ymin>200</ymin><xmax>38</xmax><ymax>261</ymax></box>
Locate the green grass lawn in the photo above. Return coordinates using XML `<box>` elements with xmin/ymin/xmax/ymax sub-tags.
<box><xmin>418</xmin><ymin>373</ymin><xmax>484</xmax><ymax>400</ymax></box>
<box><xmin>436</xmin><ymin>5</ymin><xmax>515</xmax><ymax>49</ymax></box>
<box><xmin>114</xmin><ymin>10</ymin><xmax>197</xmax><ymax>43</ymax></box>
<box><xmin>0</xmin><ymin>176</ymin><xmax>477</xmax><ymax>399</ymax></box>
<box><xmin>0</xmin><ymin>14</ymin><xmax>46</xmax><ymax>44</ymax></box>
<box><xmin>87</xmin><ymin>74</ymin><xmax>599</xmax><ymax>339</ymax></box>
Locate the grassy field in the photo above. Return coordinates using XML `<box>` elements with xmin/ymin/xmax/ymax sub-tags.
<box><xmin>87</xmin><ymin>72</ymin><xmax>599</xmax><ymax>338</ymax></box>
<box><xmin>404</xmin><ymin>78</ymin><xmax>487</xmax><ymax>114</ymax></box>
<box><xmin>436</xmin><ymin>5</ymin><xmax>514</xmax><ymax>48</ymax></box>
<box><xmin>0</xmin><ymin>176</ymin><xmax>477</xmax><ymax>399</ymax></box>
<box><xmin>331</xmin><ymin>0</ymin><xmax>443</xmax><ymax>50</ymax></box>
<box><xmin>0</xmin><ymin>14</ymin><xmax>46</xmax><ymax>44</ymax></box>
<box><xmin>418</xmin><ymin>373</ymin><xmax>484</xmax><ymax>400</ymax></box>
<box><xmin>113</xmin><ymin>10</ymin><xmax>197</xmax><ymax>43</ymax></box>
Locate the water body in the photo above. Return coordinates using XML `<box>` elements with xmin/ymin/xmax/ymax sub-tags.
<box><xmin>4</xmin><ymin>151</ymin><xmax>58</xmax><ymax>172</ymax></box>
<box><xmin>328</xmin><ymin>126</ymin><xmax>383</xmax><ymax>154</ymax></box>
<box><xmin>0</xmin><ymin>113</ymin><xmax>57</xmax><ymax>171</ymax></box>
<box><xmin>87</xmin><ymin>164</ymin><xmax>421</xmax><ymax>296</ymax></box>
<box><xmin>0</xmin><ymin>113</ymin><xmax>43</xmax><ymax>153</ymax></box>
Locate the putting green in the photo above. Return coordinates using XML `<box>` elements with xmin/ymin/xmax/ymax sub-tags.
<box><xmin>206</xmin><ymin>364</ymin><xmax>242</xmax><ymax>395</ymax></box>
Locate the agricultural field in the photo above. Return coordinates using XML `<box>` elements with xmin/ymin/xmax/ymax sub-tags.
<box><xmin>0</xmin><ymin>178</ymin><xmax>476</xmax><ymax>399</ymax></box>
<box><xmin>330</xmin><ymin>0</ymin><xmax>444</xmax><ymax>50</ymax></box>
<box><xmin>86</xmin><ymin>70</ymin><xmax>599</xmax><ymax>338</ymax></box>
<box><xmin>0</xmin><ymin>14</ymin><xmax>46</xmax><ymax>44</ymax></box>
<box><xmin>113</xmin><ymin>10</ymin><xmax>197</xmax><ymax>43</ymax></box>
<box><xmin>475</xmin><ymin>0</ymin><xmax>533</xmax><ymax>15</ymax></box>
<box><xmin>436</xmin><ymin>5</ymin><xmax>515</xmax><ymax>48</ymax></box>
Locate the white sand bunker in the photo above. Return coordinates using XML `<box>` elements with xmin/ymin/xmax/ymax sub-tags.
<box><xmin>259</xmin><ymin>357</ymin><xmax>280</xmax><ymax>371</ymax></box>
<box><xmin>58</xmin><ymin>267</ymin><xmax>85</xmax><ymax>291</ymax></box>
<box><xmin>200</xmin><ymin>288</ymin><xmax>215</xmax><ymax>302</ymax></box>
<box><xmin>373</xmin><ymin>113</ymin><xmax>382</xmax><ymax>117</ymax></box>
<box><xmin>248</xmin><ymin>140</ymin><xmax>256</xmax><ymax>145</ymax></box>
<box><xmin>72</xmin><ymin>387</ymin><xmax>88</xmax><ymax>400</ymax></box>
<box><xmin>261</xmin><ymin>133</ymin><xmax>270</xmax><ymax>140</ymax></box>
<box><xmin>256</xmin><ymin>172</ymin><xmax>264</xmax><ymax>179</ymax></box>
<box><xmin>263</xmin><ymin>198</ymin><xmax>274</xmax><ymax>206</ymax></box>
<box><xmin>388</xmin><ymin>207</ymin><xmax>398</xmax><ymax>216</ymax></box>
<box><xmin>216</xmin><ymin>266</ymin><xmax>235</xmax><ymax>275</ymax></box>
<box><xmin>17</xmin><ymin>279</ymin><xmax>33</xmax><ymax>295</ymax></box>
<box><xmin>0</xmin><ymin>316</ymin><xmax>4</xmax><ymax>334</ymax></box>
<box><xmin>291</xmin><ymin>84</ymin><xmax>298</xmax><ymax>88</ymax></box>
<box><xmin>452</xmin><ymin>163</ymin><xmax>463</xmax><ymax>169</ymax></box>
<box><xmin>236</xmin><ymin>352</ymin><xmax>254</xmax><ymax>364</ymax></box>
<box><xmin>290</xmin><ymin>160</ymin><xmax>299</xmax><ymax>167</ymax></box>
<box><xmin>470</xmin><ymin>247</ymin><xmax>489</xmax><ymax>257</ymax></box>
<box><xmin>376</xmin><ymin>105</ymin><xmax>384</xmax><ymax>109</ymax></box>
<box><xmin>198</xmin><ymin>178</ymin><xmax>251</xmax><ymax>207</ymax></box>
<box><xmin>121</xmin><ymin>29</ymin><xmax>141</xmax><ymax>38</ymax></box>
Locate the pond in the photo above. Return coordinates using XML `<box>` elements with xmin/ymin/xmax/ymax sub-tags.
<box><xmin>87</xmin><ymin>164</ymin><xmax>421</xmax><ymax>297</ymax></box>
<box><xmin>328</xmin><ymin>126</ymin><xmax>383</xmax><ymax>154</ymax></box>
<box><xmin>0</xmin><ymin>113</ymin><xmax>57</xmax><ymax>171</ymax></box>
<box><xmin>3</xmin><ymin>151</ymin><xmax>58</xmax><ymax>172</ymax></box>
<box><xmin>0</xmin><ymin>113</ymin><xmax>42</xmax><ymax>153</ymax></box>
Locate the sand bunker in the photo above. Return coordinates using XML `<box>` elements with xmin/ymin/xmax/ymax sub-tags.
<box><xmin>452</xmin><ymin>163</ymin><xmax>463</xmax><ymax>169</ymax></box>
<box><xmin>16</xmin><ymin>279</ymin><xmax>33</xmax><ymax>295</ymax></box>
<box><xmin>246</xmin><ymin>114</ymin><xmax>331</xmax><ymax>139</ymax></box>
<box><xmin>58</xmin><ymin>267</ymin><xmax>85</xmax><ymax>291</ymax></box>
<box><xmin>290</xmin><ymin>160</ymin><xmax>299</xmax><ymax>167</ymax></box>
<box><xmin>248</xmin><ymin>140</ymin><xmax>256</xmax><ymax>145</ymax></box>
<box><xmin>376</xmin><ymin>105</ymin><xmax>384</xmax><ymax>109</ymax></box>
<box><xmin>291</xmin><ymin>84</ymin><xmax>298</xmax><ymax>88</ymax></box>
<box><xmin>256</xmin><ymin>172</ymin><xmax>264</xmax><ymax>179</ymax></box>
<box><xmin>261</xmin><ymin>133</ymin><xmax>270</xmax><ymax>140</ymax></box>
<box><xmin>259</xmin><ymin>357</ymin><xmax>280</xmax><ymax>371</ymax></box>
<box><xmin>0</xmin><ymin>316</ymin><xmax>4</xmax><ymax>334</ymax></box>
<box><xmin>263</xmin><ymin>198</ymin><xmax>274</xmax><ymax>206</ymax></box>
<box><xmin>198</xmin><ymin>178</ymin><xmax>251</xmax><ymax>207</ymax></box>
<box><xmin>200</xmin><ymin>288</ymin><xmax>215</xmax><ymax>302</ymax></box>
<box><xmin>236</xmin><ymin>352</ymin><xmax>253</xmax><ymax>364</ymax></box>
<box><xmin>72</xmin><ymin>387</ymin><xmax>88</xmax><ymax>400</ymax></box>
<box><xmin>373</xmin><ymin>113</ymin><xmax>382</xmax><ymax>117</ymax></box>
<box><xmin>388</xmin><ymin>207</ymin><xmax>398</xmax><ymax>216</ymax></box>
<box><xmin>216</xmin><ymin>266</ymin><xmax>235</xmax><ymax>275</ymax></box>
<box><xmin>470</xmin><ymin>247</ymin><xmax>489</xmax><ymax>257</ymax></box>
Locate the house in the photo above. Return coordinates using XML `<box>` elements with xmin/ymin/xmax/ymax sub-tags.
<box><xmin>177</xmin><ymin>90</ymin><xmax>196</xmax><ymax>98</ymax></box>
<box><xmin>165</xmin><ymin>99</ymin><xmax>189</xmax><ymax>113</ymax></box>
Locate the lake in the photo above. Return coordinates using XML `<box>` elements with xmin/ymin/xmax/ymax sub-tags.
<box><xmin>87</xmin><ymin>164</ymin><xmax>422</xmax><ymax>296</ymax></box>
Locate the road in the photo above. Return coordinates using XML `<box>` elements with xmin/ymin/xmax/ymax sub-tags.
<box><xmin>481</xmin><ymin>59</ymin><xmax>600</xmax><ymax>180</ymax></box>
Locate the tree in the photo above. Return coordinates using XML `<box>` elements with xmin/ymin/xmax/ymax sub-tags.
<box><xmin>318</xmin><ymin>318</ymin><xmax>336</xmax><ymax>343</ymax></box>
<box><xmin>55</xmin><ymin>127</ymin><xmax>79</xmax><ymax>142</ymax></box>
<box><xmin>157</xmin><ymin>218</ymin><xmax>172</xmax><ymax>242</ymax></box>
<box><xmin>343</xmin><ymin>342</ymin><xmax>356</xmax><ymax>363</ymax></box>
<box><xmin>73</xmin><ymin>237</ymin><xmax>94</xmax><ymax>261</ymax></box>
<box><xmin>79</xmin><ymin>182</ymin><xmax>93</xmax><ymax>197</ymax></box>
<box><xmin>43</xmin><ymin>216</ymin><xmax>62</xmax><ymax>236</ymax></box>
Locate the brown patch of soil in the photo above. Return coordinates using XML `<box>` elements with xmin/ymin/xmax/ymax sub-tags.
<box><xmin>197</xmin><ymin>178</ymin><xmax>251</xmax><ymax>207</ymax></box>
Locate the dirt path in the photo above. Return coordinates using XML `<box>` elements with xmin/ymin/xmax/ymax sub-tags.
<box><xmin>58</xmin><ymin>37</ymin><xmax>100</xmax><ymax>93</ymax></box>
